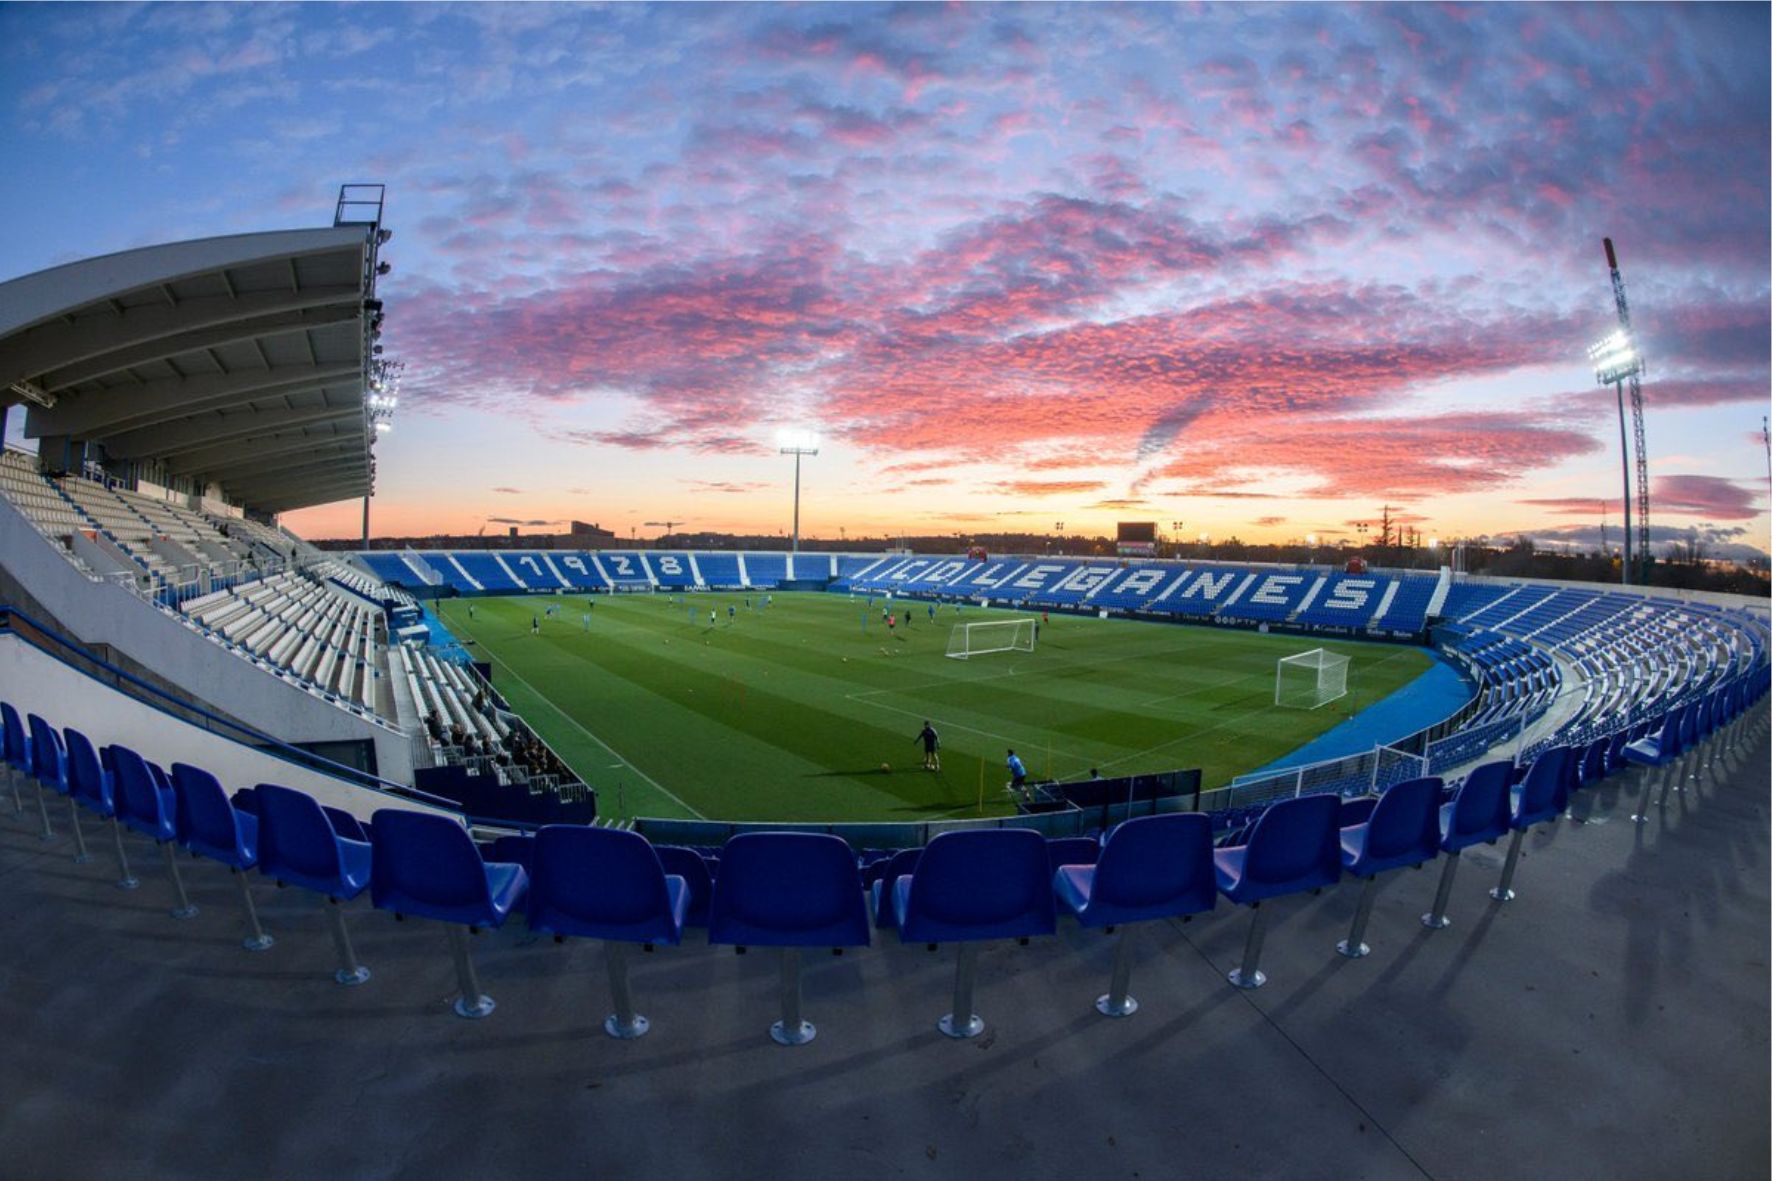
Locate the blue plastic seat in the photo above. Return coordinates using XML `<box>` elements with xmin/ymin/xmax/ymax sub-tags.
<box><xmin>1419</xmin><ymin>759</ymin><xmax>1516</xmax><ymax>929</ymax></box>
<box><xmin>656</xmin><ymin>845</ymin><xmax>715</xmax><ymax>927</ymax></box>
<box><xmin>0</xmin><ymin>701</ymin><xmax>28</xmax><ymax>817</ymax></box>
<box><xmin>256</xmin><ymin>782</ymin><xmax>374</xmax><ymax>985</ymax></box>
<box><xmin>868</xmin><ymin>847</ymin><xmax>921</xmax><ymax>929</ymax></box>
<box><xmin>1213</xmin><ymin>794</ymin><xmax>1342</xmax><ymax>989</ymax></box>
<box><xmin>1046</xmin><ymin>835</ymin><xmax>1100</xmax><ymax>878</ymax></box>
<box><xmin>708</xmin><ymin>832</ymin><xmax>869</xmax><ymax>1045</ymax></box>
<box><xmin>371</xmin><ymin>808</ymin><xmax>529</xmax><ymax>1019</ymax></box>
<box><xmin>1491</xmin><ymin>747</ymin><xmax>1570</xmax><ymax>903</ymax></box>
<box><xmin>1335</xmin><ymin>777</ymin><xmax>1442</xmax><ymax>958</ymax></box>
<box><xmin>110</xmin><ymin>745</ymin><xmax>198</xmax><ymax>919</ymax></box>
<box><xmin>26</xmin><ymin>713</ymin><xmax>67</xmax><ymax>843</ymax></box>
<box><xmin>1054</xmin><ymin>813</ymin><xmax>1215</xmax><ymax>1017</ymax></box>
<box><xmin>893</xmin><ymin>828</ymin><xmax>1056</xmax><ymax>1038</ymax></box>
<box><xmin>170</xmin><ymin>764</ymin><xmax>273</xmax><ymax>952</ymax></box>
<box><xmin>526</xmin><ymin>825</ymin><xmax>688</xmax><ymax>1039</ymax></box>
<box><xmin>1623</xmin><ymin>709</ymin><xmax>1683</xmax><ymax>823</ymax></box>
<box><xmin>64</xmin><ymin>727</ymin><xmax>130</xmax><ymax>881</ymax></box>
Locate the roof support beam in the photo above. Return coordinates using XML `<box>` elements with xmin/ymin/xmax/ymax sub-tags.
<box><xmin>27</xmin><ymin>362</ymin><xmax>361</xmax><ymax>438</ymax></box>
<box><xmin>103</xmin><ymin>402</ymin><xmax>361</xmax><ymax>459</ymax></box>
<box><xmin>0</xmin><ymin>285</ymin><xmax>363</xmax><ymax>389</ymax></box>
<box><xmin>33</xmin><ymin>305</ymin><xmax>360</xmax><ymax>393</ymax></box>
<box><xmin>188</xmin><ymin>440</ymin><xmax>365</xmax><ymax>484</ymax></box>
<box><xmin>165</xmin><ymin>427</ymin><xmax>361</xmax><ymax>477</ymax></box>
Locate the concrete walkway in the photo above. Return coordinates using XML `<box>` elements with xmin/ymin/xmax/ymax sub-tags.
<box><xmin>0</xmin><ymin>715</ymin><xmax>1765</xmax><ymax>1180</ymax></box>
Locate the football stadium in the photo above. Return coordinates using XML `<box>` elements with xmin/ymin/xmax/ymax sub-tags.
<box><xmin>1</xmin><ymin>5</ymin><xmax>1768</xmax><ymax>1179</ymax></box>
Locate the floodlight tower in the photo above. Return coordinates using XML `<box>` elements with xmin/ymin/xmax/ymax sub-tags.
<box><xmin>1593</xmin><ymin>237</ymin><xmax>1651</xmax><ymax>583</ymax></box>
<box><xmin>778</xmin><ymin>430</ymin><xmax>819</xmax><ymax>554</ymax></box>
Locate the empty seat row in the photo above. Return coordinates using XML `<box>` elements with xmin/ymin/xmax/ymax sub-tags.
<box><xmin>14</xmin><ymin>679</ymin><xmax>1759</xmax><ymax>1051</ymax></box>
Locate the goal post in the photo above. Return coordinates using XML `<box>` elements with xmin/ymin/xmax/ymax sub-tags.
<box><xmin>1275</xmin><ymin>648</ymin><xmax>1349</xmax><ymax>709</ymax></box>
<box><xmin>946</xmin><ymin>617</ymin><xmax>1037</xmax><ymax>660</ymax></box>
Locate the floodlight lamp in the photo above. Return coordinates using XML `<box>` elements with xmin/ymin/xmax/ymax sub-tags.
<box><xmin>777</xmin><ymin>428</ymin><xmax>820</xmax><ymax>454</ymax></box>
<box><xmin>1587</xmin><ymin>329</ymin><xmax>1640</xmax><ymax>384</ymax></box>
<box><xmin>376</xmin><ymin>228</ymin><xmax>393</xmax><ymax>245</ymax></box>
<box><xmin>376</xmin><ymin>261</ymin><xmax>391</xmax><ymax>276</ymax></box>
<box><xmin>1428</xmin><ymin>537</ymin><xmax>1439</xmax><ymax>550</ymax></box>
<box><xmin>374</xmin><ymin>421</ymin><xmax>392</xmax><ymax>434</ymax></box>
<box><xmin>1305</xmin><ymin>533</ymin><xmax>1317</xmax><ymax>545</ymax></box>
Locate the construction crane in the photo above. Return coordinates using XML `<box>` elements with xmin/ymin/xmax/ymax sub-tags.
<box><xmin>1596</xmin><ymin>237</ymin><xmax>1651</xmax><ymax>584</ymax></box>
<box><xmin>644</xmin><ymin>520</ymin><xmax>686</xmax><ymax>541</ymax></box>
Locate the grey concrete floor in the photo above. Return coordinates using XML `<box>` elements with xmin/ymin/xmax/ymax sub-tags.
<box><xmin>0</xmin><ymin>717</ymin><xmax>1766</xmax><ymax>1181</ymax></box>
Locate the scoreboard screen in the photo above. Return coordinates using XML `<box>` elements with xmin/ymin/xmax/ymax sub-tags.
<box><xmin>1116</xmin><ymin>521</ymin><xmax>1157</xmax><ymax>543</ymax></box>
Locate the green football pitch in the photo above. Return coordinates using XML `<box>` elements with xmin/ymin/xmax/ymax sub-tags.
<box><xmin>433</xmin><ymin>592</ymin><xmax>1431</xmax><ymax>823</ymax></box>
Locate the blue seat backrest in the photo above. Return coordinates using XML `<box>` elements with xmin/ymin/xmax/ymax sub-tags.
<box><xmin>530</xmin><ymin>825</ymin><xmax>673</xmax><ymax>929</ymax></box>
<box><xmin>1361</xmin><ymin>776</ymin><xmax>1444</xmax><ymax>862</ymax></box>
<box><xmin>322</xmin><ymin>805</ymin><xmax>370</xmax><ymax>844</ymax></box>
<box><xmin>1515</xmin><ymin>747</ymin><xmax>1569</xmax><ymax>827</ymax></box>
<box><xmin>1446</xmin><ymin>761</ymin><xmax>1512</xmax><ymax>847</ymax></box>
<box><xmin>656</xmin><ymin>846</ymin><xmax>714</xmax><ymax>925</ymax></box>
<box><xmin>1047</xmin><ymin>836</ymin><xmax>1099</xmax><ymax>876</ymax></box>
<box><xmin>27</xmin><ymin>714</ymin><xmax>64</xmax><ymax>785</ymax></box>
<box><xmin>256</xmin><ymin>783</ymin><xmax>345</xmax><ymax>883</ymax></box>
<box><xmin>110</xmin><ymin>745</ymin><xmax>166</xmax><ymax>826</ymax></box>
<box><xmin>486</xmin><ymin>833</ymin><xmax>535</xmax><ymax>871</ymax></box>
<box><xmin>1243</xmin><ymin>794</ymin><xmax>1341</xmax><ymax>886</ymax></box>
<box><xmin>904</xmin><ymin>828</ymin><xmax>1056</xmax><ymax>930</ymax></box>
<box><xmin>1</xmin><ymin>702</ymin><xmax>27</xmax><ymax>768</ymax></box>
<box><xmin>708</xmin><ymin>832</ymin><xmax>870</xmax><ymax>947</ymax></box>
<box><xmin>63</xmin><ymin>728</ymin><xmax>107</xmax><ymax>805</ymax></box>
<box><xmin>171</xmin><ymin>763</ymin><xmax>236</xmax><ymax>854</ymax></box>
<box><xmin>1094</xmin><ymin>812</ymin><xmax>1215</xmax><ymax>913</ymax></box>
<box><xmin>372</xmin><ymin>810</ymin><xmax>490</xmax><ymax>908</ymax></box>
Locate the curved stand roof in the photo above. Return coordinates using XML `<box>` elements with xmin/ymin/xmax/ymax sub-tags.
<box><xmin>0</xmin><ymin>225</ymin><xmax>381</xmax><ymax>513</ymax></box>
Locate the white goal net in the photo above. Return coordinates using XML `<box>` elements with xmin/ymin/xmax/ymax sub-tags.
<box><xmin>946</xmin><ymin>617</ymin><xmax>1037</xmax><ymax>660</ymax></box>
<box><xmin>1275</xmin><ymin>648</ymin><xmax>1349</xmax><ymax>709</ymax></box>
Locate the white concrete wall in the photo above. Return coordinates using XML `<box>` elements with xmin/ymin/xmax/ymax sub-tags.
<box><xmin>0</xmin><ymin>494</ymin><xmax>414</xmax><ymax>781</ymax></box>
<box><xmin>0</xmin><ymin>632</ymin><xmax>453</xmax><ymax>823</ymax></box>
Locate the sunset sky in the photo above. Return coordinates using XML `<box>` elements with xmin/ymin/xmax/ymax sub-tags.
<box><xmin>1</xmin><ymin>3</ymin><xmax>1767</xmax><ymax>556</ymax></box>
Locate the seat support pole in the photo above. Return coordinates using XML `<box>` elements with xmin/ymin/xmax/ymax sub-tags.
<box><xmin>603</xmin><ymin>940</ymin><xmax>649</xmax><ymax>1040</ymax></box>
<box><xmin>939</xmin><ymin>943</ymin><xmax>985</xmax><ymax>1038</ymax></box>
<box><xmin>1096</xmin><ymin>925</ymin><xmax>1139</xmax><ymax>1017</ymax></box>
<box><xmin>1490</xmin><ymin>829</ymin><xmax>1525</xmax><ymax>902</ymax></box>
<box><xmin>771</xmin><ymin>947</ymin><xmax>815</xmax><ymax>1046</ymax></box>
<box><xmin>8</xmin><ymin>765</ymin><xmax>22</xmax><ymax>815</ymax></box>
<box><xmin>1630</xmin><ymin>765</ymin><xmax>1656</xmax><ymax>823</ymax></box>
<box><xmin>1229</xmin><ymin>902</ymin><xmax>1269</xmax><ymax>989</ymax></box>
<box><xmin>234</xmin><ymin>869</ymin><xmax>273</xmax><ymax>952</ymax></box>
<box><xmin>1659</xmin><ymin>760</ymin><xmax>1680</xmax><ymax>806</ymax></box>
<box><xmin>326</xmin><ymin>897</ymin><xmax>370</xmax><ymax>985</ymax></box>
<box><xmin>68</xmin><ymin>799</ymin><xmax>90</xmax><ymax>863</ymax></box>
<box><xmin>1338</xmin><ymin>876</ymin><xmax>1378</xmax><ymax>958</ymax></box>
<box><xmin>162</xmin><ymin>842</ymin><xmax>198</xmax><ymax>919</ymax></box>
<box><xmin>1422</xmin><ymin>852</ymin><xmax>1460</xmax><ymax>929</ymax></box>
<box><xmin>447</xmin><ymin>924</ymin><xmax>494</xmax><ymax>1019</ymax></box>
<box><xmin>110</xmin><ymin>819</ymin><xmax>138</xmax><ymax>889</ymax></box>
<box><xmin>35</xmin><ymin>779</ymin><xmax>53</xmax><ymax>841</ymax></box>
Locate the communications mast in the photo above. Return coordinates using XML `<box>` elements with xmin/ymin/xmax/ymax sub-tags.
<box><xmin>1588</xmin><ymin>237</ymin><xmax>1651</xmax><ymax>585</ymax></box>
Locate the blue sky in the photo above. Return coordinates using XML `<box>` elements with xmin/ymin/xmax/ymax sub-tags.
<box><xmin>1</xmin><ymin>2</ymin><xmax>1766</xmax><ymax>554</ymax></box>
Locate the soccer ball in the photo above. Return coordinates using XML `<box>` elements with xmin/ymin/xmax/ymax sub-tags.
<box><xmin>879</xmin><ymin>762</ymin><xmax>890</xmax><ymax>773</ymax></box>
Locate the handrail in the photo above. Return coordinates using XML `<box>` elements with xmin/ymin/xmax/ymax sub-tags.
<box><xmin>0</xmin><ymin>605</ymin><xmax>452</xmax><ymax>809</ymax></box>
